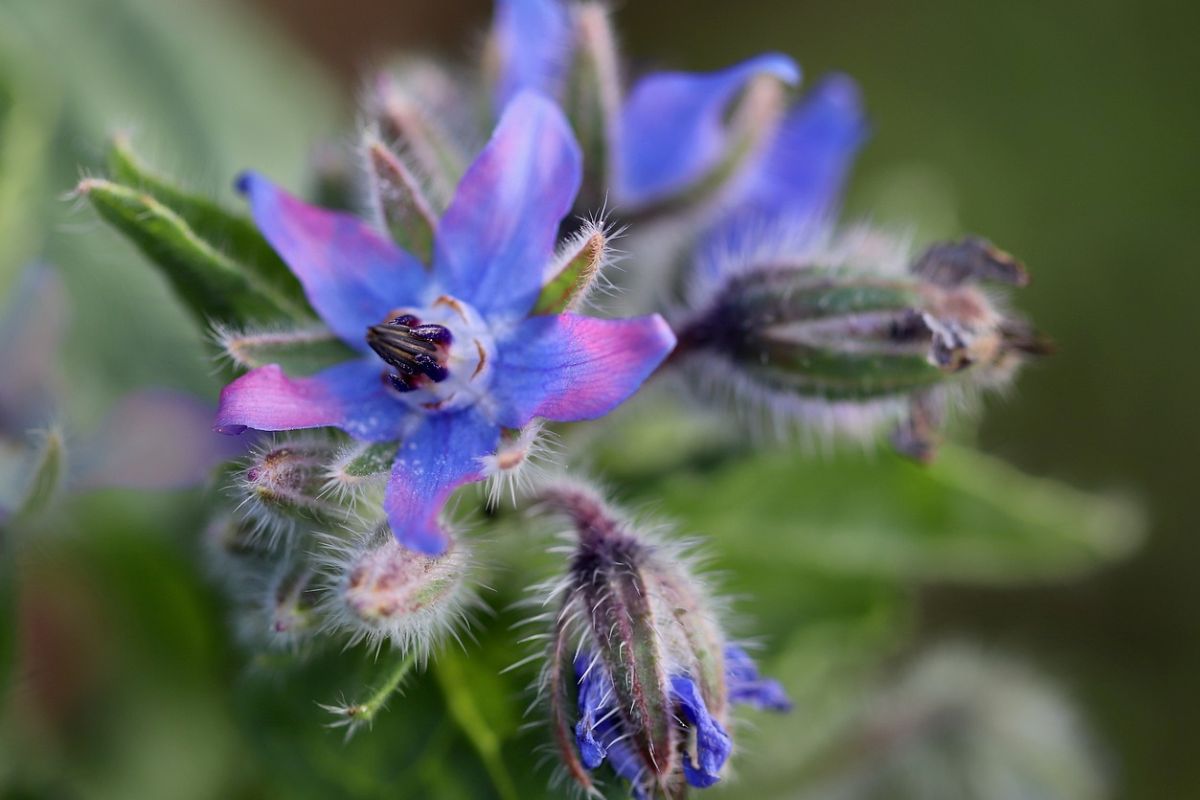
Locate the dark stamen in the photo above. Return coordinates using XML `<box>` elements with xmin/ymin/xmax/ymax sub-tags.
<box><xmin>367</xmin><ymin>318</ymin><xmax>453</xmax><ymax>385</ymax></box>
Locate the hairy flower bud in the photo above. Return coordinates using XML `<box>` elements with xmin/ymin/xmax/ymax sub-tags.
<box><xmin>237</xmin><ymin>561</ymin><xmax>322</xmax><ymax>650</ymax></box>
<box><xmin>534</xmin><ymin>481</ymin><xmax>788</xmax><ymax>798</ymax></box>
<box><xmin>675</xmin><ymin>228</ymin><xmax>1051</xmax><ymax>459</ymax></box>
<box><xmin>236</xmin><ymin>437</ymin><xmax>355</xmax><ymax>538</ymax></box>
<box><xmin>320</xmin><ymin>521</ymin><xmax>474</xmax><ymax>658</ymax></box>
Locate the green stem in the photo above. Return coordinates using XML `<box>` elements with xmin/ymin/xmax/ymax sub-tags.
<box><xmin>434</xmin><ymin>653</ymin><xmax>519</xmax><ymax>800</ymax></box>
<box><xmin>356</xmin><ymin>649</ymin><xmax>418</xmax><ymax>723</ymax></box>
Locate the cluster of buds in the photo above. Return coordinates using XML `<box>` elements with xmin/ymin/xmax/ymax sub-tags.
<box><xmin>532</xmin><ymin>480</ymin><xmax>789</xmax><ymax>798</ymax></box>
<box><xmin>205</xmin><ymin>434</ymin><xmax>474</xmax><ymax>658</ymax></box>
<box><xmin>673</xmin><ymin>230</ymin><xmax>1050</xmax><ymax>459</ymax></box>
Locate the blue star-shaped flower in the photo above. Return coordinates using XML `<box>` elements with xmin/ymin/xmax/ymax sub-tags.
<box><xmin>214</xmin><ymin>92</ymin><xmax>675</xmax><ymax>554</ymax></box>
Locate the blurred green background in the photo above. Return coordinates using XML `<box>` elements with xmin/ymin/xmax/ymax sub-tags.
<box><xmin>0</xmin><ymin>0</ymin><xmax>1194</xmax><ymax>797</ymax></box>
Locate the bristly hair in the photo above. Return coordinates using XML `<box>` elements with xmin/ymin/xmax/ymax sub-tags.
<box><xmin>479</xmin><ymin>420</ymin><xmax>561</xmax><ymax>510</ymax></box>
<box><xmin>313</xmin><ymin>520</ymin><xmax>482</xmax><ymax>664</ymax></box>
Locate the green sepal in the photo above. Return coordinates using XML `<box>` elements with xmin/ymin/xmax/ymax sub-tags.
<box><xmin>339</xmin><ymin>441</ymin><xmax>398</xmax><ymax>479</ymax></box>
<box><xmin>364</xmin><ymin>136</ymin><xmax>437</xmax><ymax>263</ymax></box>
<box><xmin>106</xmin><ymin>135</ymin><xmax>314</xmax><ymax>318</ymax></box>
<box><xmin>532</xmin><ymin>228</ymin><xmax>605</xmax><ymax>315</ymax></box>
<box><xmin>217</xmin><ymin>325</ymin><xmax>357</xmax><ymax>376</ymax></box>
<box><xmin>81</xmin><ymin>178</ymin><xmax>308</xmax><ymax>326</ymax></box>
<box><xmin>17</xmin><ymin>427</ymin><xmax>66</xmax><ymax>521</ymax></box>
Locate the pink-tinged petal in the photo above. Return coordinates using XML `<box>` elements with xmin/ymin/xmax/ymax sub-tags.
<box><xmin>76</xmin><ymin>390</ymin><xmax>247</xmax><ymax>491</ymax></box>
<box><xmin>238</xmin><ymin>172</ymin><xmax>428</xmax><ymax>346</ymax></box>
<box><xmin>491</xmin><ymin>0</ymin><xmax>572</xmax><ymax>110</ymax></box>
<box><xmin>432</xmin><ymin>92</ymin><xmax>581</xmax><ymax>320</ymax></box>
<box><xmin>490</xmin><ymin>314</ymin><xmax>676</xmax><ymax>428</ymax></box>
<box><xmin>384</xmin><ymin>410</ymin><xmax>500</xmax><ymax>554</ymax></box>
<box><xmin>734</xmin><ymin>74</ymin><xmax>868</xmax><ymax>225</ymax></box>
<box><xmin>617</xmin><ymin>54</ymin><xmax>800</xmax><ymax>208</ymax></box>
<box><xmin>214</xmin><ymin>359</ymin><xmax>407</xmax><ymax>442</ymax></box>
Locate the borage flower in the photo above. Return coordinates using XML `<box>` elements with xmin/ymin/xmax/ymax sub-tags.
<box><xmin>488</xmin><ymin>0</ymin><xmax>799</xmax><ymax>211</ymax></box>
<box><xmin>214</xmin><ymin>93</ymin><xmax>675</xmax><ymax>554</ymax></box>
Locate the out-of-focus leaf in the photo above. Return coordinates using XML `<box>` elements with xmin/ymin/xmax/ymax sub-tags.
<box><xmin>17</xmin><ymin>428</ymin><xmax>66</xmax><ymax>521</ymax></box>
<box><xmin>0</xmin><ymin>30</ymin><xmax>57</xmax><ymax>296</ymax></box>
<box><xmin>216</xmin><ymin>325</ymin><xmax>356</xmax><ymax>375</ymax></box>
<box><xmin>640</xmin><ymin>442</ymin><xmax>1144</xmax><ymax>584</ymax></box>
<box><xmin>107</xmin><ymin>135</ymin><xmax>314</xmax><ymax>317</ymax></box>
<box><xmin>80</xmin><ymin>178</ymin><xmax>309</xmax><ymax>326</ymax></box>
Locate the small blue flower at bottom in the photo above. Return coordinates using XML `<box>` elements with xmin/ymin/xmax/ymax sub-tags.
<box><xmin>213</xmin><ymin>92</ymin><xmax>675</xmax><ymax>555</ymax></box>
<box><xmin>573</xmin><ymin>645</ymin><xmax>788</xmax><ymax>797</ymax></box>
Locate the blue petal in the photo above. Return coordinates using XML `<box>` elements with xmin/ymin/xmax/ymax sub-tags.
<box><xmin>733</xmin><ymin>73</ymin><xmax>868</xmax><ymax>225</ymax></box>
<box><xmin>671</xmin><ymin>675</ymin><xmax>732</xmax><ymax>788</ymax></box>
<box><xmin>724</xmin><ymin>645</ymin><xmax>792</xmax><ymax>712</ymax></box>
<box><xmin>573</xmin><ymin>653</ymin><xmax>617</xmax><ymax>769</ymax></box>
<box><xmin>617</xmin><ymin>53</ymin><xmax>799</xmax><ymax>208</ymax></box>
<box><xmin>491</xmin><ymin>0</ymin><xmax>572</xmax><ymax>110</ymax></box>
<box><xmin>383</xmin><ymin>408</ymin><xmax>500</xmax><ymax>554</ymax></box>
<box><xmin>489</xmin><ymin>313</ymin><xmax>675</xmax><ymax>429</ymax></box>
<box><xmin>432</xmin><ymin>92</ymin><xmax>581</xmax><ymax>320</ymax></box>
<box><xmin>238</xmin><ymin>172</ymin><xmax>429</xmax><ymax>348</ymax></box>
<box><xmin>214</xmin><ymin>358</ymin><xmax>409</xmax><ymax>442</ymax></box>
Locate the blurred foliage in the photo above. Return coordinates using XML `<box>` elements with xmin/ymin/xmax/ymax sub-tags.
<box><xmin>0</xmin><ymin>0</ymin><xmax>1178</xmax><ymax>798</ymax></box>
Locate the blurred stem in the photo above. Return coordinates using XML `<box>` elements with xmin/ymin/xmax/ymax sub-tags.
<box><xmin>357</xmin><ymin>649</ymin><xmax>418</xmax><ymax>722</ymax></box>
<box><xmin>435</xmin><ymin>652</ymin><xmax>518</xmax><ymax>800</ymax></box>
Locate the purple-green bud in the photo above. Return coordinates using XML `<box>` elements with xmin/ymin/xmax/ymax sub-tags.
<box><xmin>236</xmin><ymin>437</ymin><xmax>355</xmax><ymax>537</ymax></box>
<box><xmin>534</xmin><ymin>481</ymin><xmax>778</xmax><ymax>797</ymax></box>
<box><xmin>237</xmin><ymin>561</ymin><xmax>321</xmax><ymax>650</ymax></box>
<box><xmin>676</xmin><ymin>230</ymin><xmax>1051</xmax><ymax>459</ymax></box>
<box><xmin>321</xmin><ymin>522</ymin><xmax>474</xmax><ymax>657</ymax></box>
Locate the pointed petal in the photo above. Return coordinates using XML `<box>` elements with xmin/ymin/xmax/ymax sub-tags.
<box><xmin>617</xmin><ymin>54</ymin><xmax>799</xmax><ymax>207</ymax></box>
<box><xmin>724</xmin><ymin>645</ymin><xmax>792</xmax><ymax>712</ymax></box>
<box><xmin>432</xmin><ymin>92</ymin><xmax>581</xmax><ymax>320</ymax></box>
<box><xmin>214</xmin><ymin>359</ymin><xmax>407</xmax><ymax>442</ymax></box>
<box><xmin>237</xmin><ymin>172</ymin><xmax>429</xmax><ymax>346</ymax></box>
<box><xmin>384</xmin><ymin>410</ymin><xmax>500</xmax><ymax>555</ymax></box>
<box><xmin>671</xmin><ymin>675</ymin><xmax>732</xmax><ymax>788</ymax></box>
<box><xmin>736</xmin><ymin>74</ymin><xmax>868</xmax><ymax>224</ymax></box>
<box><xmin>491</xmin><ymin>0</ymin><xmax>572</xmax><ymax>110</ymax></box>
<box><xmin>490</xmin><ymin>313</ymin><xmax>675</xmax><ymax>428</ymax></box>
<box><xmin>573</xmin><ymin>653</ymin><xmax>617</xmax><ymax>769</ymax></box>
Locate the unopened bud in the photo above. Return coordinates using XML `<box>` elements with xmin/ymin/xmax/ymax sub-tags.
<box><xmin>675</xmin><ymin>228</ymin><xmax>1050</xmax><ymax>459</ymax></box>
<box><xmin>322</xmin><ymin>522</ymin><xmax>474</xmax><ymax>658</ymax></box>
<box><xmin>237</xmin><ymin>437</ymin><xmax>354</xmax><ymax>538</ymax></box>
<box><xmin>237</xmin><ymin>561</ymin><xmax>322</xmax><ymax>650</ymax></box>
<box><xmin>535</xmin><ymin>481</ymin><xmax>787</xmax><ymax>797</ymax></box>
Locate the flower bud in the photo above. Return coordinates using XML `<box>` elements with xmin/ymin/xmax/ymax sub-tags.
<box><xmin>237</xmin><ymin>560</ymin><xmax>322</xmax><ymax>650</ymax></box>
<box><xmin>321</xmin><ymin>521</ymin><xmax>474</xmax><ymax>658</ymax></box>
<box><xmin>675</xmin><ymin>228</ymin><xmax>1050</xmax><ymax>459</ymax></box>
<box><xmin>236</xmin><ymin>437</ymin><xmax>355</xmax><ymax>539</ymax></box>
<box><xmin>535</xmin><ymin>481</ymin><xmax>788</xmax><ymax>797</ymax></box>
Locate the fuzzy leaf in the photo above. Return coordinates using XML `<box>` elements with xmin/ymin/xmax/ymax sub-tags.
<box><xmin>217</xmin><ymin>325</ymin><xmax>357</xmax><ymax>375</ymax></box>
<box><xmin>533</xmin><ymin>227</ymin><xmax>606</xmax><ymax>314</ymax></box>
<box><xmin>18</xmin><ymin>427</ymin><xmax>66</xmax><ymax>520</ymax></box>
<box><xmin>80</xmin><ymin>178</ymin><xmax>308</xmax><ymax>326</ymax></box>
<box><xmin>106</xmin><ymin>135</ymin><xmax>314</xmax><ymax>317</ymax></box>
<box><xmin>640</xmin><ymin>442</ymin><xmax>1144</xmax><ymax>584</ymax></box>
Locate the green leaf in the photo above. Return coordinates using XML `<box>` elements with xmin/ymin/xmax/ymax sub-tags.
<box><xmin>80</xmin><ymin>178</ymin><xmax>308</xmax><ymax>326</ymax></box>
<box><xmin>639</xmin><ymin>443</ymin><xmax>1144</xmax><ymax>584</ymax></box>
<box><xmin>216</xmin><ymin>324</ymin><xmax>357</xmax><ymax>375</ymax></box>
<box><xmin>107</xmin><ymin>134</ymin><xmax>314</xmax><ymax>318</ymax></box>
<box><xmin>17</xmin><ymin>427</ymin><xmax>66</xmax><ymax>520</ymax></box>
<box><xmin>337</xmin><ymin>441</ymin><xmax>398</xmax><ymax>480</ymax></box>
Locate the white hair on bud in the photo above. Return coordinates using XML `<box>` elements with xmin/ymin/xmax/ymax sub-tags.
<box><xmin>479</xmin><ymin>420</ymin><xmax>561</xmax><ymax>510</ymax></box>
<box><xmin>233</xmin><ymin>558</ymin><xmax>322</xmax><ymax>654</ymax></box>
<box><xmin>542</xmin><ymin>211</ymin><xmax>628</xmax><ymax>314</ymax></box>
<box><xmin>321</xmin><ymin>439</ymin><xmax>393</xmax><ymax>508</ymax></box>
<box><xmin>315</xmin><ymin>522</ymin><xmax>481</xmax><ymax>663</ymax></box>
